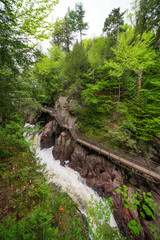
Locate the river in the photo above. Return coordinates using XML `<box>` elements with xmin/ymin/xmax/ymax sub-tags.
<box><xmin>25</xmin><ymin>124</ymin><xmax>117</xmax><ymax>231</ymax></box>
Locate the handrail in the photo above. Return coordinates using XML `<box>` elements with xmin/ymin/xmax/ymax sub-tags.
<box><xmin>44</xmin><ymin>107</ymin><xmax>160</xmax><ymax>182</ymax></box>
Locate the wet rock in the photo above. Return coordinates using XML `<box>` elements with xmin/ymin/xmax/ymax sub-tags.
<box><xmin>129</xmin><ymin>177</ymin><xmax>138</xmax><ymax>186</ymax></box>
<box><xmin>100</xmin><ymin>171</ymin><xmax>111</xmax><ymax>183</ymax></box>
<box><xmin>112</xmin><ymin>186</ymin><xmax>143</xmax><ymax>239</ymax></box>
<box><xmin>38</xmin><ymin>112</ymin><xmax>53</xmax><ymax>125</ymax></box>
<box><xmin>40</xmin><ymin>120</ymin><xmax>57</xmax><ymax>149</ymax></box>
<box><xmin>52</xmin><ymin>132</ymin><xmax>75</xmax><ymax>165</ymax></box>
<box><xmin>49</xmin><ymin>113</ymin><xmax>160</xmax><ymax>240</ymax></box>
<box><xmin>86</xmin><ymin>178</ymin><xmax>96</xmax><ymax>187</ymax></box>
<box><xmin>69</xmin><ymin>144</ymin><xmax>88</xmax><ymax>171</ymax></box>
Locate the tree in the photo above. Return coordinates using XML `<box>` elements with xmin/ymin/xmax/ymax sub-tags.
<box><xmin>106</xmin><ymin>26</ymin><xmax>156</xmax><ymax>101</ymax></box>
<box><xmin>52</xmin><ymin>18</ymin><xmax>64</xmax><ymax>47</ymax></box>
<box><xmin>83</xmin><ymin>37</ymin><xmax>106</xmax><ymax>68</ymax></box>
<box><xmin>0</xmin><ymin>0</ymin><xmax>58</xmax><ymax>119</ymax></box>
<box><xmin>13</xmin><ymin>0</ymin><xmax>59</xmax><ymax>40</ymax></box>
<box><xmin>132</xmin><ymin>0</ymin><xmax>160</xmax><ymax>48</ymax></box>
<box><xmin>103</xmin><ymin>8</ymin><xmax>125</xmax><ymax>37</ymax></box>
<box><xmin>61</xmin><ymin>41</ymin><xmax>90</xmax><ymax>98</ymax></box>
<box><xmin>73</xmin><ymin>2</ymin><xmax>88</xmax><ymax>42</ymax></box>
<box><xmin>52</xmin><ymin>2</ymin><xmax>88</xmax><ymax>49</ymax></box>
<box><xmin>105</xmin><ymin>26</ymin><xmax>160</xmax><ymax>141</ymax></box>
<box><xmin>52</xmin><ymin>8</ymin><xmax>77</xmax><ymax>52</ymax></box>
<box><xmin>135</xmin><ymin>0</ymin><xmax>160</xmax><ymax>33</ymax></box>
<box><xmin>32</xmin><ymin>44</ymin><xmax>64</xmax><ymax>103</ymax></box>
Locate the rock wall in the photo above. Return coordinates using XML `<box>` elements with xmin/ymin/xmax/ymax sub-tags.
<box><xmin>52</xmin><ymin>131</ymin><xmax>160</xmax><ymax>240</ymax></box>
<box><xmin>40</xmin><ymin>120</ymin><xmax>59</xmax><ymax>149</ymax></box>
<box><xmin>55</xmin><ymin>97</ymin><xmax>77</xmax><ymax>128</ymax></box>
<box><xmin>38</xmin><ymin>98</ymin><xmax>160</xmax><ymax>240</ymax></box>
<box><xmin>52</xmin><ymin>131</ymin><xmax>76</xmax><ymax>165</ymax></box>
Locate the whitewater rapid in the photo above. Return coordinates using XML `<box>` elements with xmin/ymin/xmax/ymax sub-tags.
<box><xmin>27</xmin><ymin>128</ymin><xmax>117</xmax><ymax>228</ymax></box>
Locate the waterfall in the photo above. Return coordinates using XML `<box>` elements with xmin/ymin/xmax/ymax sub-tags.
<box><xmin>25</xmin><ymin>124</ymin><xmax>117</xmax><ymax>229</ymax></box>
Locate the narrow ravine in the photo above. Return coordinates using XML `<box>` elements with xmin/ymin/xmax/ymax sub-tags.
<box><xmin>27</xmin><ymin>127</ymin><xmax>117</xmax><ymax>229</ymax></box>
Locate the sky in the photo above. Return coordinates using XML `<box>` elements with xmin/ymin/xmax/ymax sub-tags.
<box><xmin>42</xmin><ymin>0</ymin><xmax>133</xmax><ymax>51</ymax></box>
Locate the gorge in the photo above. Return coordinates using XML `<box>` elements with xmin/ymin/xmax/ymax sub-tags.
<box><xmin>1</xmin><ymin>1</ymin><xmax>160</xmax><ymax>238</ymax></box>
<box><xmin>32</xmin><ymin>97</ymin><xmax>160</xmax><ymax>240</ymax></box>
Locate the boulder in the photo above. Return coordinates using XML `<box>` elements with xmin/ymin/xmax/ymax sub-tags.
<box><xmin>55</xmin><ymin>97</ymin><xmax>77</xmax><ymax>128</ymax></box>
<box><xmin>52</xmin><ymin>132</ymin><xmax>75</xmax><ymax>165</ymax></box>
<box><xmin>40</xmin><ymin>120</ymin><xmax>57</xmax><ymax>148</ymax></box>
<box><xmin>129</xmin><ymin>177</ymin><xmax>138</xmax><ymax>186</ymax></box>
<box><xmin>69</xmin><ymin>144</ymin><xmax>88</xmax><ymax>171</ymax></box>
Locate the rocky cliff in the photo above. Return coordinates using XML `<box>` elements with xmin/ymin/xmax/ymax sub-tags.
<box><xmin>52</xmin><ymin>131</ymin><xmax>160</xmax><ymax>240</ymax></box>
<box><xmin>38</xmin><ymin>98</ymin><xmax>160</xmax><ymax>240</ymax></box>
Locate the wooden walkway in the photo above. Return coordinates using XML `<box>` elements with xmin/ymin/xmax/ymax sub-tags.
<box><xmin>44</xmin><ymin>107</ymin><xmax>160</xmax><ymax>183</ymax></box>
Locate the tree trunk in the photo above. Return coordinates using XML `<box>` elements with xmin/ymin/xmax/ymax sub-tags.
<box><xmin>118</xmin><ymin>80</ymin><xmax>121</xmax><ymax>102</ymax></box>
<box><xmin>138</xmin><ymin>69</ymin><xmax>143</xmax><ymax>90</ymax></box>
<box><xmin>154</xmin><ymin>25</ymin><xmax>160</xmax><ymax>50</ymax></box>
<box><xmin>80</xmin><ymin>31</ymin><xmax>82</xmax><ymax>42</ymax></box>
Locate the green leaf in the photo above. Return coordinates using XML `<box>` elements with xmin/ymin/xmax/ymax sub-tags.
<box><xmin>140</xmin><ymin>211</ymin><xmax>145</xmax><ymax>218</ymax></box>
<box><xmin>147</xmin><ymin>192</ymin><xmax>152</xmax><ymax>196</ymax></box>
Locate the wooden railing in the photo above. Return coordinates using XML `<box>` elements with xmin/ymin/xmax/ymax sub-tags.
<box><xmin>44</xmin><ymin>107</ymin><xmax>160</xmax><ymax>183</ymax></box>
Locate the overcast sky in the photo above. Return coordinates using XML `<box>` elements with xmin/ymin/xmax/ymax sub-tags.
<box><xmin>42</xmin><ymin>0</ymin><xmax>133</xmax><ymax>51</ymax></box>
<box><xmin>52</xmin><ymin>0</ymin><xmax>132</xmax><ymax>38</ymax></box>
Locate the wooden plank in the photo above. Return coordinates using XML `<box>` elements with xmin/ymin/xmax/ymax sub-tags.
<box><xmin>76</xmin><ymin>139</ymin><xmax>160</xmax><ymax>181</ymax></box>
<box><xmin>44</xmin><ymin>108</ymin><xmax>160</xmax><ymax>182</ymax></box>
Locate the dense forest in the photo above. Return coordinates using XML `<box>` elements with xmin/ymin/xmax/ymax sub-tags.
<box><xmin>31</xmin><ymin>0</ymin><xmax>160</xmax><ymax>152</ymax></box>
<box><xmin>0</xmin><ymin>0</ymin><xmax>160</xmax><ymax>239</ymax></box>
<box><xmin>1</xmin><ymin>0</ymin><xmax>160</xmax><ymax>152</ymax></box>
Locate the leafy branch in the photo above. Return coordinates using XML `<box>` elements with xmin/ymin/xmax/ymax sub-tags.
<box><xmin>116</xmin><ymin>185</ymin><xmax>160</xmax><ymax>239</ymax></box>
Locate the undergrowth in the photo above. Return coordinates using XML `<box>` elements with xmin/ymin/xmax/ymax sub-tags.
<box><xmin>0</xmin><ymin>121</ymin><xmax>88</xmax><ymax>240</ymax></box>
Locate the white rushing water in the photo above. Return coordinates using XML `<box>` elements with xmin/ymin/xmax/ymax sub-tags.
<box><xmin>26</xmin><ymin>126</ymin><xmax>117</xmax><ymax>228</ymax></box>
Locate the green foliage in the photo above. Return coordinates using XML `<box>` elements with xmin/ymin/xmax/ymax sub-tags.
<box><xmin>0</xmin><ymin>121</ymin><xmax>88</xmax><ymax>239</ymax></box>
<box><xmin>83</xmin><ymin>37</ymin><xmax>106</xmax><ymax>68</ymax></box>
<box><xmin>52</xmin><ymin>2</ymin><xmax>88</xmax><ymax>51</ymax></box>
<box><xmin>0</xmin><ymin>190</ymin><xmax>88</xmax><ymax>240</ymax></box>
<box><xmin>135</xmin><ymin>0</ymin><xmax>160</xmax><ymax>34</ymax></box>
<box><xmin>3</xmin><ymin>0</ymin><xmax>158</xmax><ymax>163</ymax></box>
<box><xmin>60</xmin><ymin>24</ymin><xmax>160</xmax><ymax>150</ymax></box>
<box><xmin>104</xmin><ymin>35</ymin><xmax>117</xmax><ymax>60</ymax></box>
<box><xmin>0</xmin><ymin>115</ymin><xmax>29</xmax><ymax>159</ymax></box>
<box><xmin>103</xmin><ymin>8</ymin><xmax>125</xmax><ymax>36</ymax></box>
<box><xmin>61</xmin><ymin>41</ymin><xmax>90</xmax><ymax>98</ymax></box>
<box><xmin>106</xmin><ymin>26</ymin><xmax>156</xmax><ymax>77</ymax></box>
<box><xmin>116</xmin><ymin>185</ymin><xmax>160</xmax><ymax>239</ymax></box>
<box><xmin>31</xmin><ymin>44</ymin><xmax>64</xmax><ymax>103</ymax></box>
<box><xmin>0</xmin><ymin>0</ymin><xmax>58</xmax><ymax>119</ymax></box>
<box><xmin>52</xmin><ymin>15</ymin><xmax>75</xmax><ymax>52</ymax></box>
<box><xmin>127</xmin><ymin>219</ymin><xmax>142</xmax><ymax>236</ymax></box>
<box><xmin>85</xmin><ymin>195</ymin><xmax>121</xmax><ymax>240</ymax></box>
<box><xmin>14</xmin><ymin>0</ymin><xmax>59</xmax><ymax>40</ymax></box>
<box><xmin>73</xmin><ymin>2</ymin><xmax>89</xmax><ymax>41</ymax></box>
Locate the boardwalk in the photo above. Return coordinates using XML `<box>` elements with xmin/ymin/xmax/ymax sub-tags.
<box><xmin>44</xmin><ymin>107</ymin><xmax>160</xmax><ymax>183</ymax></box>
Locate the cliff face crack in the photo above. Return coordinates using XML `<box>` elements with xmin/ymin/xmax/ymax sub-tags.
<box><xmin>44</xmin><ymin>106</ymin><xmax>160</xmax><ymax>183</ymax></box>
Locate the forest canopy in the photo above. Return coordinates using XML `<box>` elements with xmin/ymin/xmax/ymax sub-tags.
<box><xmin>0</xmin><ymin>0</ymin><xmax>160</xmax><ymax>148</ymax></box>
<box><xmin>29</xmin><ymin>0</ymin><xmax>160</xmax><ymax>148</ymax></box>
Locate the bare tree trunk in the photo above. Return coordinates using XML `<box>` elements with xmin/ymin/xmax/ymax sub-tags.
<box><xmin>118</xmin><ymin>80</ymin><xmax>121</xmax><ymax>102</ymax></box>
<box><xmin>138</xmin><ymin>69</ymin><xmax>143</xmax><ymax>90</ymax></box>
<box><xmin>80</xmin><ymin>31</ymin><xmax>82</xmax><ymax>42</ymax></box>
<box><xmin>154</xmin><ymin>25</ymin><xmax>160</xmax><ymax>50</ymax></box>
